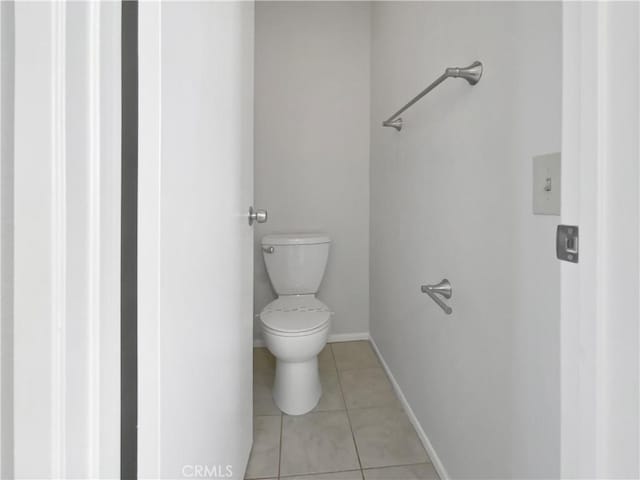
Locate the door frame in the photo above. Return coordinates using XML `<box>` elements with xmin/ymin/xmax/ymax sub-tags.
<box><xmin>11</xmin><ymin>2</ymin><xmax>121</xmax><ymax>476</ymax></box>
<box><xmin>561</xmin><ymin>2</ymin><xmax>640</xmax><ymax>477</ymax></box>
<box><xmin>137</xmin><ymin>1</ymin><xmax>162</xmax><ymax>477</ymax></box>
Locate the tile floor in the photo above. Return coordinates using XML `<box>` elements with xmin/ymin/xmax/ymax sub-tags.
<box><xmin>247</xmin><ymin>341</ymin><xmax>439</xmax><ymax>480</ymax></box>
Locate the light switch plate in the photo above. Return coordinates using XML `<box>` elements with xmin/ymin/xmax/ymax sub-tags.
<box><xmin>533</xmin><ymin>152</ymin><xmax>561</xmax><ymax>215</ymax></box>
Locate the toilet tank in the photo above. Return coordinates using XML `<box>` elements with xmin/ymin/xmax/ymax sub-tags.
<box><xmin>261</xmin><ymin>233</ymin><xmax>331</xmax><ymax>295</ymax></box>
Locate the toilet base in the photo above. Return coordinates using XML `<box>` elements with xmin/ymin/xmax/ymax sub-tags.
<box><xmin>273</xmin><ymin>357</ymin><xmax>321</xmax><ymax>415</ymax></box>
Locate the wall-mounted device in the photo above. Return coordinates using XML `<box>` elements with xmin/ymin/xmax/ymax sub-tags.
<box><xmin>533</xmin><ymin>152</ymin><xmax>561</xmax><ymax>215</ymax></box>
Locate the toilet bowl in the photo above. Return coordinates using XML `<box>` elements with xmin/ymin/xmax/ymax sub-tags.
<box><xmin>261</xmin><ymin>296</ymin><xmax>330</xmax><ymax>414</ymax></box>
<box><xmin>259</xmin><ymin>233</ymin><xmax>332</xmax><ymax>415</ymax></box>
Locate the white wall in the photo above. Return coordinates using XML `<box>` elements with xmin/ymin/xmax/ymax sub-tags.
<box><xmin>254</xmin><ymin>2</ymin><xmax>371</xmax><ymax>341</ymax></box>
<box><xmin>370</xmin><ymin>2</ymin><xmax>561</xmax><ymax>478</ymax></box>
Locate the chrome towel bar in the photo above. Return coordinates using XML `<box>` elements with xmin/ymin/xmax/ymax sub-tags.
<box><xmin>382</xmin><ymin>61</ymin><xmax>483</xmax><ymax>131</ymax></box>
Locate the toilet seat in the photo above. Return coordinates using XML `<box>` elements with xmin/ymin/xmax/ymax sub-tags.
<box><xmin>260</xmin><ymin>296</ymin><xmax>331</xmax><ymax>336</ymax></box>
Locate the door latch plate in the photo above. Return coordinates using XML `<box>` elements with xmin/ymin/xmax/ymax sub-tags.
<box><xmin>556</xmin><ymin>225</ymin><xmax>579</xmax><ymax>263</ymax></box>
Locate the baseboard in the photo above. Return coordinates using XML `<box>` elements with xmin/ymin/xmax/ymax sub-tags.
<box><xmin>253</xmin><ymin>331</ymin><xmax>369</xmax><ymax>348</ymax></box>
<box><xmin>369</xmin><ymin>337</ymin><xmax>450</xmax><ymax>480</ymax></box>
<box><xmin>327</xmin><ymin>332</ymin><xmax>370</xmax><ymax>343</ymax></box>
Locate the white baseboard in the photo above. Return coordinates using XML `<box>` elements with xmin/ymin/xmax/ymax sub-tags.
<box><xmin>327</xmin><ymin>332</ymin><xmax>370</xmax><ymax>343</ymax></box>
<box><xmin>253</xmin><ymin>331</ymin><xmax>369</xmax><ymax>348</ymax></box>
<box><xmin>369</xmin><ymin>337</ymin><xmax>450</xmax><ymax>480</ymax></box>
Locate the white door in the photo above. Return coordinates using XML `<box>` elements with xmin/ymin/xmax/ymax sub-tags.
<box><xmin>561</xmin><ymin>2</ymin><xmax>640</xmax><ymax>477</ymax></box>
<box><xmin>138</xmin><ymin>2</ymin><xmax>255</xmax><ymax>479</ymax></box>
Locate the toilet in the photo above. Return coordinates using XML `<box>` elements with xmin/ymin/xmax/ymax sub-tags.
<box><xmin>259</xmin><ymin>233</ymin><xmax>332</xmax><ymax>415</ymax></box>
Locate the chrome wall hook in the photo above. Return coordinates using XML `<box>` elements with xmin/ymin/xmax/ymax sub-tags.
<box><xmin>421</xmin><ymin>279</ymin><xmax>453</xmax><ymax>314</ymax></box>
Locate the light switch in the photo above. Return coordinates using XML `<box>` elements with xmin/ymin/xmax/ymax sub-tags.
<box><xmin>533</xmin><ymin>152</ymin><xmax>561</xmax><ymax>215</ymax></box>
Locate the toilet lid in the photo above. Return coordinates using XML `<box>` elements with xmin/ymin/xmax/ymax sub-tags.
<box><xmin>260</xmin><ymin>297</ymin><xmax>331</xmax><ymax>334</ymax></box>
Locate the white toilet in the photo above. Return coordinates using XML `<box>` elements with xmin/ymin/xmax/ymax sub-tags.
<box><xmin>259</xmin><ymin>233</ymin><xmax>332</xmax><ymax>415</ymax></box>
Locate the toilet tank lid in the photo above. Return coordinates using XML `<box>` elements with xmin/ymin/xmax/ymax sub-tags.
<box><xmin>262</xmin><ymin>233</ymin><xmax>331</xmax><ymax>246</ymax></box>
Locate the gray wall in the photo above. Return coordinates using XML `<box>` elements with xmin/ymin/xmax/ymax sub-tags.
<box><xmin>254</xmin><ymin>2</ymin><xmax>371</xmax><ymax>340</ymax></box>
<box><xmin>369</xmin><ymin>2</ymin><xmax>561</xmax><ymax>478</ymax></box>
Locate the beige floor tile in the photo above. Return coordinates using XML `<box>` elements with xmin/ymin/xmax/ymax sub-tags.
<box><xmin>283</xmin><ymin>470</ymin><xmax>363</xmax><ymax>480</ymax></box>
<box><xmin>313</xmin><ymin>368</ymin><xmax>346</xmax><ymax>412</ymax></box>
<box><xmin>245</xmin><ymin>416</ymin><xmax>282</xmax><ymax>479</ymax></box>
<box><xmin>363</xmin><ymin>464</ymin><xmax>439</xmax><ymax>480</ymax></box>
<box><xmin>254</xmin><ymin>347</ymin><xmax>276</xmax><ymax>373</ymax></box>
<box><xmin>339</xmin><ymin>368</ymin><xmax>398</xmax><ymax>410</ymax></box>
<box><xmin>318</xmin><ymin>344</ymin><xmax>336</xmax><ymax>372</ymax></box>
<box><xmin>349</xmin><ymin>407</ymin><xmax>428</xmax><ymax>469</ymax></box>
<box><xmin>280</xmin><ymin>411</ymin><xmax>360</xmax><ymax>476</ymax></box>
<box><xmin>254</xmin><ymin>369</ymin><xmax>281</xmax><ymax>416</ymax></box>
<box><xmin>331</xmin><ymin>341</ymin><xmax>379</xmax><ymax>371</ymax></box>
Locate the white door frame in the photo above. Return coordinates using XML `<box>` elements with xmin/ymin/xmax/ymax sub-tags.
<box><xmin>12</xmin><ymin>2</ymin><xmax>121</xmax><ymax>477</ymax></box>
<box><xmin>0</xmin><ymin>1</ymin><xmax>13</xmax><ymax>476</ymax></box>
<box><xmin>561</xmin><ymin>2</ymin><xmax>640</xmax><ymax>477</ymax></box>
<box><xmin>137</xmin><ymin>2</ymin><xmax>162</xmax><ymax>475</ymax></box>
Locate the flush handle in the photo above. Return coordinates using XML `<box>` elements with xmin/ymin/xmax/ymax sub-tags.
<box><xmin>262</xmin><ymin>246</ymin><xmax>274</xmax><ymax>254</ymax></box>
<box><xmin>248</xmin><ymin>206</ymin><xmax>268</xmax><ymax>226</ymax></box>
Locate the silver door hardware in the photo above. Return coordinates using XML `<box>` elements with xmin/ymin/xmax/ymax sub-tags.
<box><xmin>248</xmin><ymin>206</ymin><xmax>268</xmax><ymax>226</ymax></box>
<box><xmin>420</xmin><ymin>279</ymin><xmax>453</xmax><ymax>315</ymax></box>
<box><xmin>557</xmin><ymin>225</ymin><xmax>579</xmax><ymax>263</ymax></box>
<box><xmin>262</xmin><ymin>246</ymin><xmax>274</xmax><ymax>254</ymax></box>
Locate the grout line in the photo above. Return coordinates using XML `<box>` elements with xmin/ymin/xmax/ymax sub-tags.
<box><xmin>334</xmin><ymin>346</ymin><xmax>365</xmax><ymax>473</ymax></box>
<box><xmin>331</xmin><ymin>346</ymin><xmax>364</xmax><ymax>480</ymax></box>
<box><xmin>361</xmin><ymin>460</ymin><xmax>436</xmax><ymax>471</ymax></box>
<box><xmin>328</xmin><ymin>343</ymin><xmax>338</xmax><ymax>369</ymax></box>
<box><xmin>273</xmin><ymin>461</ymin><xmax>436</xmax><ymax>480</ymax></box>
<box><xmin>344</xmin><ymin>405</ymin><xmax>404</xmax><ymax>412</ymax></box>
<box><xmin>279</xmin><ymin>468</ymin><xmax>363</xmax><ymax>479</ymax></box>
<box><xmin>337</xmin><ymin>365</ymin><xmax>386</xmax><ymax>374</ymax></box>
<box><xmin>277</xmin><ymin>412</ymin><xmax>284</xmax><ymax>479</ymax></box>
<box><xmin>328</xmin><ymin>344</ymin><xmax>346</xmax><ymax>409</ymax></box>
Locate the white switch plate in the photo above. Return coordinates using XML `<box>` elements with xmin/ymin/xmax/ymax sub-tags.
<box><xmin>533</xmin><ymin>152</ymin><xmax>561</xmax><ymax>215</ymax></box>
